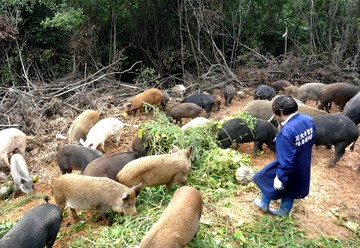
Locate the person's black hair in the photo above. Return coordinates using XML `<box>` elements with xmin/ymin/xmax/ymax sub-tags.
<box><xmin>272</xmin><ymin>95</ymin><xmax>298</xmax><ymax>116</ymax></box>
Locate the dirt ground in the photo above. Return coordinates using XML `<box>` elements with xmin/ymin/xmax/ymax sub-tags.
<box><xmin>0</xmin><ymin>91</ymin><xmax>359</xmax><ymax>246</ymax></box>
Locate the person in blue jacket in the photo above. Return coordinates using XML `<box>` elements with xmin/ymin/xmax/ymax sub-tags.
<box><xmin>252</xmin><ymin>95</ymin><xmax>316</xmax><ymax>216</ymax></box>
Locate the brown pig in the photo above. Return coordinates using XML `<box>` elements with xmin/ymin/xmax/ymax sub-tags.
<box><xmin>52</xmin><ymin>174</ymin><xmax>141</xmax><ymax>223</ymax></box>
<box><xmin>271</xmin><ymin>80</ymin><xmax>292</xmax><ymax>93</ymax></box>
<box><xmin>212</xmin><ymin>93</ymin><xmax>222</xmax><ymax>111</ymax></box>
<box><xmin>139</xmin><ymin>186</ymin><xmax>203</xmax><ymax>248</ymax></box>
<box><xmin>167</xmin><ymin>103</ymin><xmax>206</xmax><ymax>126</ymax></box>
<box><xmin>116</xmin><ymin>147</ymin><xmax>192</xmax><ymax>192</ymax></box>
<box><xmin>67</xmin><ymin>109</ymin><xmax>100</xmax><ymax>144</ymax></box>
<box><xmin>317</xmin><ymin>82</ymin><xmax>360</xmax><ymax>112</ymax></box>
<box><xmin>126</xmin><ymin>88</ymin><xmax>164</xmax><ymax>114</ymax></box>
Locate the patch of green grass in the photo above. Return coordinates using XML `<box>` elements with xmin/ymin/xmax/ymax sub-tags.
<box><xmin>0</xmin><ymin>221</ymin><xmax>15</xmax><ymax>238</ymax></box>
<box><xmin>239</xmin><ymin>215</ymin><xmax>360</xmax><ymax>248</ymax></box>
<box><xmin>0</xmin><ymin>194</ymin><xmax>49</xmax><ymax>215</ymax></box>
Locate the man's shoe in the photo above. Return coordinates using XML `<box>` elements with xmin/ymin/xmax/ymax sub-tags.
<box><xmin>269</xmin><ymin>207</ymin><xmax>290</xmax><ymax>216</ymax></box>
<box><xmin>253</xmin><ymin>198</ymin><xmax>269</xmax><ymax>212</ymax></box>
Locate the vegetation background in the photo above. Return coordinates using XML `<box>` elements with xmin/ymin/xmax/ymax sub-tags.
<box><xmin>0</xmin><ymin>0</ymin><xmax>359</xmax><ymax>91</ymax></box>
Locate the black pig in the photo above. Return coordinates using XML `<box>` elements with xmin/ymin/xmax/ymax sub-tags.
<box><xmin>0</xmin><ymin>204</ymin><xmax>62</xmax><ymax>248</ymax></box>
<box><xmin>82</xmin><ymin>151</ymin><xmax>137</xmax><ymax>180</ymax></box>
<box><xmin>224</xmin><ymin>85</ymin><xmax>236</xmax><ymax>106</ymax></box>
<box><xmin>167</xmin><ymin>102</ymin><xmax>206</xmax><ymax>126</ymax></box>
<box><xmin>254</xmin><ymin>85</ymin><xmax>276</xmax><ymax>100</ymax></box>
<box><xmin>56</xmin><ymin>144</ymin><xmax>104</xmax><ymax>174</ymax></box>
<box><xmin>313</xmin><ymin>114</ymin><xmax>359</xmax><ymax>167</ymax></box>
<box><xmin>182</xmin><ymin>94</ymin><xmax>215</xmax><ymax>117</ymax></box>
<box><xmin>217</xmin><ymin>118</ymin><xmax>278</xmax><ymax>157</ymax></box>
<box><xmin>131</xmin><ymin>132</ymin><xmax>151</xmax><ymax>158</ymax></box>
<box><xmin>342</xmin><ymin>91</ymin><xmax>360</xmax><ymax>126</ymax></box>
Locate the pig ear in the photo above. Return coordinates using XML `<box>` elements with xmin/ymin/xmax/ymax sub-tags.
<box><xmin>79</xmin><ymin>139</ymin><xmax>85</xmax><ymax>146</ymax></box>
<box><xmin>122</xmin><ymin>192</ymin><xmax>130</xmax><ymax>201</ymax></box>
<box><xmin>187</xmin><ymin>147</ymin><xmax>193</xmax><ymax>157</ymax></box>
<box><xmin>131</xmin><ymin>183</ymin><xmax>142</xmax><ymax>193</ymax></box>
<box><xmin>171</xmin><ymin>145</ymin><xmax>180</xmax><ymax>153</ymax></box>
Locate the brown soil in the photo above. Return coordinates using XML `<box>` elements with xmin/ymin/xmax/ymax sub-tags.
<box><xmin>0</xmin><ymin>92</ymin><xmax>359</xmax><ymax>246</ymax></box>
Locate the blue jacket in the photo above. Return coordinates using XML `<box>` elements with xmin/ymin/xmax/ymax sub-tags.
<box><xmin>253</xmin><ymin>113</ymin><xmax>316</xmax><ymax>200</ymax></box>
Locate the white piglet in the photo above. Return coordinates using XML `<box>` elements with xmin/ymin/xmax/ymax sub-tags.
<box><xmin>0</xmin><ymin>128</ymin><xmax>27</xmax><ymax>167</ymax></box>
<box><xmin>10</xmin><ymin>154</ymin><xmax>33</xmax><ymax>196</ymax></box>
<box><xmin>80</xmin><ymin>117</ymin><xmax>124</xmax><ymax>152</ymax></box>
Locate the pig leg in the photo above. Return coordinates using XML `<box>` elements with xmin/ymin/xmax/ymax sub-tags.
<box><xmin>174</xmin><ymin>117</ymin><xmax>181</xmax><ymax>126</ymax></box>
<box><xmin>349</xmin><ymin>141</ymin><xmax>356</xmax><ymax>152</ymax></box>
<box><xmin>97</xmin><ymin>208</ymin><xmax>115</xmax><ymax>225</ymax></box>
<box><xmin>165</xmin><ymin>182</ymin><xmax>173</xmax><ymax>192</ymax></box>
<box><xmin>252</xmin><ymin>141</ymin><xmax>263</xmax><ymax>157</ymax></box>
<box><xmin>0</xmin><ymin>153</ymin><xmax>10</xmax><ymax>167</ymax></box>
<box><xmin>12</xmin><ymin>185</ymin><xmax>19</xmax><ymax>198</ymax></box>
<box><xmin>17</xmin><ymin>145</ymin><xmax>26</xmax><ymax>157</ymax></box>
<box><xmin>172</xmin><ymin>174</ymin><xmax>187</xmax><ymax>187</ymax></box>
<box><xmin>329</xmin><ymin>143</ymin><xmax>346</xmax><ymax>167</ymax></box>
<box><xmin>70</xmin><ymin>208</ymin><xmax>80</xmax><ymax>222</ymax></box>
<box><xmin>114</xmin><ymin>132</ymin><xmax>121</xmax><ymax>147</ymax></box>
<box><xmin>95</xmin><ymin>211</ymin><xmax>107</xmax><ymax>223</ymax></box>
<box><xmin>100</xmin><ymin>141</ymin><xmax>106</xmax><ymax>153</ymax></box>
<box><xmin>266</xmin><ymin>142</ymin><xmax>276</xmax><ymax>153</ymax></box>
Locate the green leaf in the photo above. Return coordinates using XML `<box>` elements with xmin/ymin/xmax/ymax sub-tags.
<box><xmin>234</xmin><ymin>230</ymin><xmax>247</xmax><ymax>244</ymax></box>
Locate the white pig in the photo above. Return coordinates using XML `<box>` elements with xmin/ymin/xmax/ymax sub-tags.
<box><xmin>10</xmin><ymin>154</ymin><xmax>33</xmax><ymax>196</ymax></box>
<box><xmin>181</xmin><ymin>117</ymin><xmax>210</xmax><ymax>131</ymax></box>
<box><xmin>0</xmin><ymin>128</ymin><xmax>27</xmax><ymax>167</ymax></box>
<box><xmin>80</xmin><ymin>117</ymin><xmax>124</xmax><ymax>152</ymax></box>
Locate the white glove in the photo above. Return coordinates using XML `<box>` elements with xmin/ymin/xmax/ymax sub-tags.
<box><xmin>274</xmin><ymin>175</ymin><xmax>284</xmax><ymax>190</ymax></box>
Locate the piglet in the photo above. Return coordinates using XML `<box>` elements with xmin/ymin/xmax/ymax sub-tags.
<box><xmin>67</xmin><ymin>109</ymin><xmax>100</xmax><ymax>144</ymax></box>
<box><xmin>126</xmin><ymin>88</ymin><xmax>165</xmax><ymax>114</ymax></box>
<box><xmin>139</xmin><ymin>186</ymin><xmax>202</xmax><ymax>248</ymax></box>
<box><xmin>80</xmin><ymin>117</ymin><xmax>124</xmax><ymax>152</ymax></box>
<box><xmin>0</xmin><ymin>128</ymin><xmax>26</xmax><ymax>167</ymax></box>
<box><xmin>167</xmin><ymin>103</ymin><xmax>206</xmax><ymax>126</ymax></box>
<box><xmin>253</xmin><ymin>85</ymin><xmax>276</xmax><ymax>100</ymax></box>
<box><xmin>181</xmin><ymin>117</ymin><xmax>210</xmax><ymax>131</ymax></box>
<box><xmin>116</xmin><ymin>147</ymin><xmax>192</xmax><ymax>192</ymax></box>
<box><xmin>52</xmin><ymin>174</ymin><xmax>141</xmax><ymax>223</ymax></box>
<box><xmin>10</xmin><ymin>153</ymin><xmax>33</xmax><ymax>196</ymax></box>
<box><xmin>182</xmin><ymin>94</ymin><xmax>215</xmax><ymax>117</ymax></box>
<box><xmin>82</xmin><ymin>151</ymin><xmax>137</xmax><ymax>180</ymax></box>
<box><xmin>224</xmin><ymin>85</ymin><xmax>236</xmax><ymax>106</ymax></box>
<box><xmin>56</xmin><ymin>144</ymin><xmax>104</xmax><ymax>174</ymax></box>
<box><xmin>0</xmin><ymin>203</ymin><xmax>62</xmax><ymax>248</ymax></box>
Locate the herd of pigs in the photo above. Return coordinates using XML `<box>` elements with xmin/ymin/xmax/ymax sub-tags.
<box><xmin>1</xmin><ymin>80</ymin><xmax>360</xmax><ymax>247</ymax></box>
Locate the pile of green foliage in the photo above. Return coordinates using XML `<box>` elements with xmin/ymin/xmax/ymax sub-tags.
<box><xmin>138</xmin><ymin>105</ymin><xmax>254</xmax><ymax>194</ymax></box>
